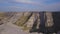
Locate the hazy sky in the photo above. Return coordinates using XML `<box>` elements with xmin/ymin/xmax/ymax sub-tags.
<box><xmin>0</xmin><ymin>0</ymin><xmax>60</xmax><ymax>12</ymax></box>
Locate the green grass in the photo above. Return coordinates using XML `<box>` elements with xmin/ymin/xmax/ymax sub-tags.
<box><xmin>15</xmin><ymin>15</ymin><xmax>29</xmax><ymax>26</ymax></box>
<box><xmin>0</xmin><ymin>13</ymin><xmax>6</xmax><ymax>19</ymax></box>
<box><xmin>22</xmin><ymin>24</ymin><xmax>31</xmax><ymax>31</ymax></box>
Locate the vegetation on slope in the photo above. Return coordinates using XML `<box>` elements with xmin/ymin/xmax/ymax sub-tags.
<box><xmin>14</xmin><ymin>12</ymin><xmax>33</xmax><ymax>30</ymax></box>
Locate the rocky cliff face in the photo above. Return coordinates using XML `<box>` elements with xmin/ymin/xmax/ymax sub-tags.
<box><xmin>1</xmin><ymin>12</ymin><xmax>59</xmax><ymax>33</ymax></box>
<box><xmin>45</xmin><ymin>12</ymin><xmax>54</xmax><ymax>27</ymax></box>
<box><xmin>13</xmin><ymin>12</ymin><xmax>54</xmax><ymax>32</ymax></box>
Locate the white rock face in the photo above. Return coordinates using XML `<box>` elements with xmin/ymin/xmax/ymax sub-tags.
<box><xmin>45</xmin><ymin>12</ymin><xmax>54</xmax><ymax>27</ymax></box>
<box><xmin>26</xmin><ymin>13</ymin><xmax>34</xmax><ymax>28</ymax></box>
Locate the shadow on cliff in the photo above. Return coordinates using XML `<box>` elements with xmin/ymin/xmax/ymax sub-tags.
<box><xmin>52</xmin><ymin>12</ymin><xmax>60</xmax><ymax>33</ymax></box>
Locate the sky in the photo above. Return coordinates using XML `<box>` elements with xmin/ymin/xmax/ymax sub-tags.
<box><xmin>0</xmin><ymin>0</ymin><xmax>60</xmax><ymax>12</ymax></box>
